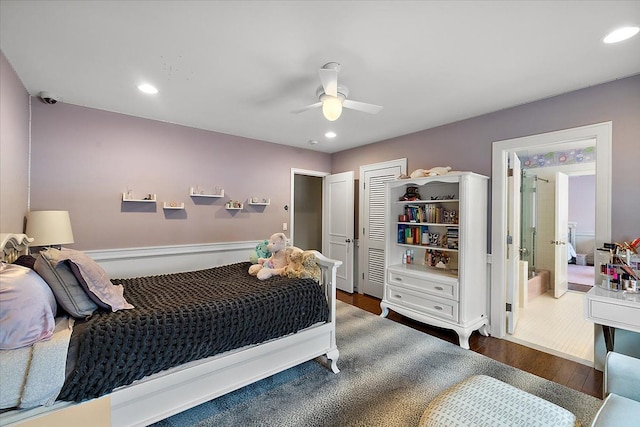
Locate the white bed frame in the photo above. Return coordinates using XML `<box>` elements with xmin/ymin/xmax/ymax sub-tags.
<box><xmin>0</xmin><ymin>233</ymin><xmax>341</xmax><ymax>427</ymax></box>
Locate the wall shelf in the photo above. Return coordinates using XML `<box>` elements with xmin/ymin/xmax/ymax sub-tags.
<box><xmin>163</xmin><ymin>202</ymin><xmax>185</xmax><ymax>210</ymax></box>
<box><xmin>248</xmin><ymin>197</ymin><xmax>270</xmax><ymax>206</ymax></box>
<box><xmin>122</xmin><ymin>193</ymin><xmax>156</xmax><ymax>202</ymax></box>
<box><xmin>225</xmin><ymin>200</ymin><xmax>243</xmax><ymax>210</ymax></box>
<box><xmin>189</xmin><ymin>187</ymin><xmax>224</xmax><ymax>198</ymax></box>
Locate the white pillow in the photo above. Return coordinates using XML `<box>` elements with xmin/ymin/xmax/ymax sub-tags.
<box><xmin>0</xmin><ymin>263</ymin><xmax>57</xmax><ymax>349</ymax></box>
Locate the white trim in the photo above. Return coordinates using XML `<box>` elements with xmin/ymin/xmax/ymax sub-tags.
<box><xmin>575</xmin><ymin>231</ymin><xmax>596</xmax><ymax>238</ymax></box>
<box><xmin>85</xmin><ymin>241</ymin><xmax>258</xmax><ymax>278</ymax></box>
<box><xmin>86</xmin><ymin>241</ymin><xmax>254</xmax><ymax>260</ymax></box>
<box><xmin>491</xmin><ymin>122</ymin><xmax>612</xmax><ymax>339</ymax></box>
<box><xmin>27</xmin><ymin>96</ymin><xmax>32</xmax><ymax>211</ymax></box>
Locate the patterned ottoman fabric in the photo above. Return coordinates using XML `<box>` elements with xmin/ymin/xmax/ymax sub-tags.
<box><xmin>419</xmin><ymin>375</ymin><xmax>577</xmax><ymax>427</ymax></box>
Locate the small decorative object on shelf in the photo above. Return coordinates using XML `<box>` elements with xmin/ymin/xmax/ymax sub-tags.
<box><xmin>189</xmin><ymin>186</ymin><xmax>224</xmax><ymax>198</ymax></box>
<box><xmin>225</xmin><ymin>200</ymin><xmax>243</xmax><ymax>210</ymax></box>
<box><xmin>163</xmin><ymin>201</ymin><xmax>185</xmax><ymax>210</ymax></box>
<box><xmin>249</xmin><ymin>197</ymin><xmax>270</xmax><ymax>205</ymax></box>
<box><xmin>399</xmin><ymin>186</ymin><xmax>421</xmax><ymax>201</ymax></box>
<box><xmin>597</xmin><ymin>237</ymin><xmax>640</xmax><ymax>292</ymax></box>
<box><xmin>122</xmin><ymin>192</ymin><xmax>156</xmax><ymax>202</ymax></box>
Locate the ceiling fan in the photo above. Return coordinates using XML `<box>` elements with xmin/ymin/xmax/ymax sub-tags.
<box><xmin>292</xmin><ymin>62</ymin><xmax>383</xmax><ymax>121</ymax></box>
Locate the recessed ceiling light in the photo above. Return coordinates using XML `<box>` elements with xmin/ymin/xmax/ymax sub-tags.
<box><xmin>308</xmin><ymin>140</ymin><xmax>319</xmax><ymax>145</ymax></box>
<box><xmin>325</xmin><ymin>131</ymin><xmax>337</xmax><ymax>138</ymax></box>
<box><xmin>603</xmin><ymin>26</ymin><xmax>640</xmax><ymax>44</ymax></box>
<box><xmin>137</xmin><ymin>83</ymin><xmax>158</xmax><ymax>94</ymax></box>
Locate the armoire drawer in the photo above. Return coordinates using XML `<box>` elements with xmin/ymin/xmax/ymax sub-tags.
<box><xmin>386</xmin><ymin>284</ymin><xmax>459</xmax><ymax>322</ymax></box>
<box><xmin>388</xmin><ymin>269</ymin><xmax>458</xmax><ymax>300</ymax></box>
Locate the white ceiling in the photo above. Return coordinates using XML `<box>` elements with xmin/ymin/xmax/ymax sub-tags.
<box><xmin>1</xmin><ymin>1</ymin><xmax>639</xmax><ymax>154</ymax></box>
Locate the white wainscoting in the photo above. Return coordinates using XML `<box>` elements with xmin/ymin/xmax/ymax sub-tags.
<box><xmin>85</xmin><ymin>241</ymin><xmax>258</xmax><ymax>278</ymax></box>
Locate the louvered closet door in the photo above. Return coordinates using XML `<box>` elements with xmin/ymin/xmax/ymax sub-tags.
<box><xmin>360</xmin><ymin>160</ymin><xmax>406</xmax><ymax>298</ymax></box>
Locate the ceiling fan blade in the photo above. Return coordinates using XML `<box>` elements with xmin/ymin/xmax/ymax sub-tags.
<box><xmin>291</xmin><ymin>101</ymin><xmax>322</xmax><ymax>114</ymax></box>
<box><xmin>342</xmin><ymin>99</ymin><xmax>383</xmax><ymax>114</ymax></box>
<box><xmin>318</xmin><ymin>68</ymin><xmax>338</xmax><ymax>97</ymax></box>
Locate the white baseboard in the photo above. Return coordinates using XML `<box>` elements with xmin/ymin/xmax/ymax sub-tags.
<box><xmin>85</xmin><ymin>241</ymin><xmax>258</xmax><ymax>278</ymax></box>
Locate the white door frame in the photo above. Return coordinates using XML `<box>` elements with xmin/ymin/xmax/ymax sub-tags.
<box><xmin>553</xmin><ymin>171</ymin><xmax>570</xmax><ymax>299</ymax></box>
<box><xmin>290</xmin><ymin>168</ymin><xmax>329</xmax><ymax>246</ymax></box>
<box><xmin>490</xmin><ymin>122</ymin><xmax>612</xmax><ymax>338</ymax></box>
<box><xmin>506</xmin><ymin>152</ymin><xmax>521</xmax><ymax>334</ymax></box>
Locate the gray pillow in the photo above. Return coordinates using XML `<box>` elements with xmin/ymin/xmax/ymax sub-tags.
<box><xmin>34</xmin><ymin>252</ymin><xmax>97</xmax><ymax>318</ymax></box>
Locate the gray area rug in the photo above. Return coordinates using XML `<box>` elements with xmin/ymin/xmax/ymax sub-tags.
<box><xmin>152</xmin><ymin>301</ymin><xmax>602</xmax><ymax>426</ymax></box>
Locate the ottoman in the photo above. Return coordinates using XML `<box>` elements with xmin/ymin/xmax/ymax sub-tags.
<box><xmin>419</xmin><ymin>375</ymin><xmax>577</xmax><ymax>427</ymax></box>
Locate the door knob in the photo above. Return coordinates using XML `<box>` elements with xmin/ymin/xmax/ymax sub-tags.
<box><xmin>345</xmin><ymin>239</ymin><xmax>352</xmax><ymax>243</ymax></box>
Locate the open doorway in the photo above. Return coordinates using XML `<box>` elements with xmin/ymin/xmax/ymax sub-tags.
<box><xmin>509</xmin><ymin>158</ymin><xmax>597</xmax><ymax>365</ymax></box>
<box><xmin>292</xmin><ymin>174</ymin><xmax>323</xmax><ymax>251</ymax></box>
<box><xmin>290</xmin><ymin>168</ymin><xmax>355</xmax><ymax>293</ymax></box>
<box><xmin>491</xmin><ymin>122</ymin><xmax>612</xmax><ymax>366</ymax></box>
<box><xmin>290</xmin><ymin>169</ymin><xmax>327</xmax><ymax>249</ymax></box>
<box><xmin>567</xmin><ymin>174</ymin><xmax>597</xmax><ymax>292</ymax></box>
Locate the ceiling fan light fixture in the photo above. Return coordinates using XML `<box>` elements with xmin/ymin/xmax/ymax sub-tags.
<box><xmin>137</xmin><ymin>83</ymin><xmax>158</xmax><ymax>94</ymax></box>
<box><xmin>321</xmin><ymin>95</ymin><xmax>343</xmax><ymax>121</ymax></box>
<box><xmin>603</xmin><ymin>26</ymin><xmax>639</xmax><ymax>43</ymax></box>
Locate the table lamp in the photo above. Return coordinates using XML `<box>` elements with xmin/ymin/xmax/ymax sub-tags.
<box><xmin>25</xmin><ymin>210</ymin><xmax>74</xmax><ymax>248</ymax></box>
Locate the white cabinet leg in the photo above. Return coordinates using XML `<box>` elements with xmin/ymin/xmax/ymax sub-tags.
<box><xmin>380</xmin><ymin>304</ymin><xmax>389</xmax><ymax>318</ymax></box>
<box><xmin>479</xmin><ymin>324</ymin><xmax>489</xmax><ymax>337</ymax></box>
<box><xmin>457</xmin><ymin>330</ymin><xmax>471</xmax><ymax>350</ymax></box>
<box><xmin>326</xmin><ymin>348</ymin><xmax>340</xmax><ymax>373</ymax></box>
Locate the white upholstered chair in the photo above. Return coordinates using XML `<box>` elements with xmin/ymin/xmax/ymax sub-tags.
<box><xmin>590</xmin><ymin>351</ymin><xmax>640</xmax><ymax>427</ymax></box>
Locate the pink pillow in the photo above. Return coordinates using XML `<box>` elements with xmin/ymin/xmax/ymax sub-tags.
<box><xmin>50</xmin><ymin>248</ymin><xmax>134</xmax><ymax>312</ymax></box>
<box><xmin>0</xmin><ymin>263</ymin><xmax>57</xmax><ymax>349</ymax></box>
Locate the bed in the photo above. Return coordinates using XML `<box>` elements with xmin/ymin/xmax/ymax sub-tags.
<box><xmin>0</xmin><ymin>233</ymin><xmax>341</xmax><ymax>426</ymax></box>
<box><xmin>568</xmin><ymin>221</ymin><xmax>577</xmax><ymax>262</ymax></box>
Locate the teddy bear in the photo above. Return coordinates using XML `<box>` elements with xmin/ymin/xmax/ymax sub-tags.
<box><xmin>249</xmin><ymin>239</ymin><xmax>271</xmax><ymax>264</ymax></box>
<box><xmin>284</xmin><ymin>249</ymin><xmax>321</xmax><ymax>282</ymax></box>
<box><xmin>409</xmin><ymin>166</ymin><xmax>452</xmax><ymax>178</ymax></box>
<box><xmin>299</xmin><ymin>251</ymin><xmax>321</xmax><ymax>282</ymax></box>
<box><xmin>248</xmin><ymin>233</ymin><xmax>288</xmax><ymax>280</ymax></box>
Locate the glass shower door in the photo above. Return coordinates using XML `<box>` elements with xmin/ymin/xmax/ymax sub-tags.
<box><xmin>520</xmin><ymin>172</ymin><xmax>536</xmax><ymax>277</ymax></box>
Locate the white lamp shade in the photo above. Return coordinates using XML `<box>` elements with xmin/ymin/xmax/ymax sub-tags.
<box><xmin>25</xmin><ymin>210</ymin><xmax>75</xmax><ymax>246</ymax></box>
<box><xmin>322</xmin><ymin>96</ymin><xmax>343</xmax><ymax>121</ymax></box>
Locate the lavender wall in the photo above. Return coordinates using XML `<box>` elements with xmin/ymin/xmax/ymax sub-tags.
<box><xmin>30</xmin><ymin>102</ymin><xmax>331</xmax><ymax>250</ymax></box>
<box><xmin>332</xmin><ymin>75</ymin><xmax>640</xmax><ymax>243</ymax></box>
<box><xmin>569</xmin><ymin>175</ymin><xmax>596</xmax><ymax>235</ymax></box>
<box><xmin>0</xmin><ymin>51</ymin><xmax>30</xmax><ymax>233</ymax></box>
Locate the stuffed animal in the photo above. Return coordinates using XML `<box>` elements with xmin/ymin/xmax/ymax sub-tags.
<box><xmin>282</xmin><ymin>246</ymin><xmax>303</xmax><ymax>276</ymax></box>
<box><xmin>248</xmin><ymin>233</ymin><xmax>288</xmax><ymax>280</ymax></box>
<box><xmin>300</xmin><ymin>251</ymin><xmax>321</xmax><ymax>282</ymax></box>
<box><xmin>409</xmin><ymin>166</ymin><xmax>452</xmax><ymax>178</ymax></box>
<box><xmin>249</xmin><ymin>239</ymin><xmax>271</xmax><ymax>264</ymax></box>
<box><xmin>284</xmin><ymin>249</ymin><xmax>321</xmax><ymax>282</ymax></box>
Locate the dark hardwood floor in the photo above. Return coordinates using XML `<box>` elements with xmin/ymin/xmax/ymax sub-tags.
<box><xmin>337</xmin><ymin>290</ymin><xmax>603</xmax><ymax>399</ymax></box>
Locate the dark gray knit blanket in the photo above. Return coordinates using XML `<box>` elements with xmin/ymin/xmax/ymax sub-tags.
<box><xmin>58</xmin><ymin>262</ymin><xmax>329</xmax><ymax>402</ymax></box>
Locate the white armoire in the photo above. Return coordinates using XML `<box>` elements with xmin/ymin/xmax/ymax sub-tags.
<box><xmin>380</xmin><ymin>172</ymin><xmax>489</xmax><ymax>349</ymax></box>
